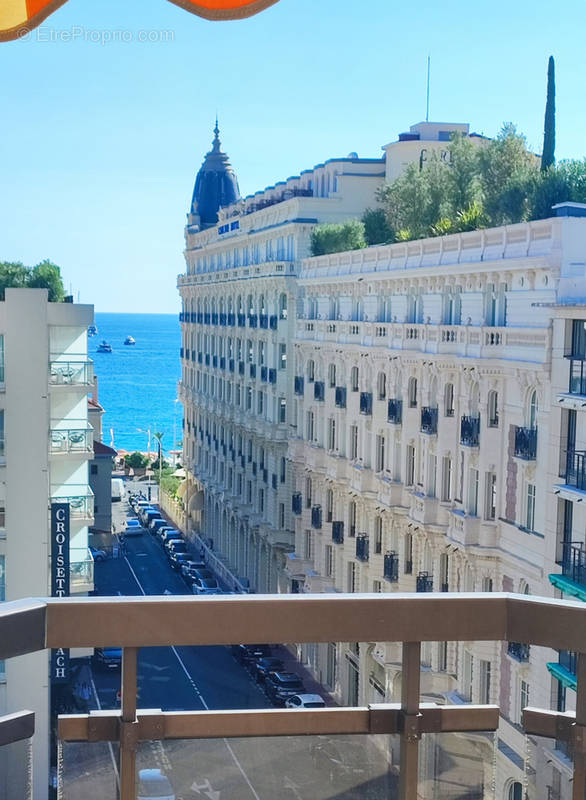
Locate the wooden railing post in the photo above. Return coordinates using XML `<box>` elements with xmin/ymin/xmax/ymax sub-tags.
<box><xmin>399</xmin><ymin>641</ymin><xmax>421</xmax><ymax>800</ymax></box>
<box><xmin>119</xmin><ymin>647</ymin><xmax>138</xmax><ymax>800</ymax></box>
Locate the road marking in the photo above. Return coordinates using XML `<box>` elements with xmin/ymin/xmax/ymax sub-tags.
<box><xmin>123</xmin><ymin>553</ymin><xmax>263</xmax><ymax>800</ymax></box>
<box><xmin>89</xmin><ymin>673</ymin><xmax>119</xmax><ymax>790</ymax></box>
<box><xmin>191</xmin><ymin>778</ymin><xmax>221</xmax><ymax>799</ymax></box>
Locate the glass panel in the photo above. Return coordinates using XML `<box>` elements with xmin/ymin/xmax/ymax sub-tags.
<box><xmin>0</xmin><ymin>737</ymin><xmax>33</xmax><ymax>800</ymax></box>
<box><xmin>61</xmin><ymin>740</ymin><xmax>119</xmax><ymax>800</ymax></box>
<box><xmin>420</xmin><ymin>731</ymin><xmax>496</xmax><ymax>799</ymax></box>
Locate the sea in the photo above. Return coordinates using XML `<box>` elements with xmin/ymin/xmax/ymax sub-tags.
<box><xmin>91</xmin><ymin>313</ymin><xmax>182</xmax><ymax>454</ymax></box>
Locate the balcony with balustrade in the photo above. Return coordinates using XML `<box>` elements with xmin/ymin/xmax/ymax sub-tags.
<box><xmin>420</xmin><ymin>407</ymin><xmax>438</xmax><ymax>435</ymax></box>
<box><xmin>332</xmin><ymin>521</ymin><xmax>344</xmax><ymax>544</ymax></box>
<box><xmin>49</xmin><ymin>423</ymin><xmax>94</xmax><ymax>456</ymax></box>
<box><xmin>3</xmin><ymin>594</ymin><xmax>586</xmax><ymax>800</ymax></box>
<box><xmin>49</xmin><ymin>358</ymin><xmax>94</xmax><ymax>388</ymax></box>
<box><xmin>387</xmin><ymin>398</ymin><xmax>402</xmax><ymax>425</ymax></box>
<box><xmin>383</xmin><ymin>551</ymin><xmax>399</xmax><ymax>582</ymax></box>
<box><xmin>514</xmin><ymin>426</ymin><xmax>537</xmax><ymax>460</ymax></box>
<box><xmin>564</xmin><ymin>450</ymin><xmax>586</xmax><ymax>493</ymax></box>
<box><xmin>356</xmin><ymin>534</ymin><xmax>369</xmax><ymax>562</ymax></box>
<box><xmin>550</xmin><ymin>541</ymin><xmax>586</xmax><ymax>601</ymax></box>
<box><xmin>460</xmin><ymin>415</ymin><xmax>480</xmax><ymax>447</ymax></box>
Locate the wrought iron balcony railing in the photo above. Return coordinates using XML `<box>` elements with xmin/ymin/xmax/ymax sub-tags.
<box><xmin>560</xmin><ymin>541</ymin><xmax>586</xmax><ymax>588</ymax></box>
<box><xmin>269</xmin><ymin>315</ymin><xmax>278</xmax><ymax>330</ymax></box>
<box><xmin>314</xmin><ymin>381</ymin><xmax>325</xmax><ymax>401</ymax></box>
<box><xmin>311</xmin><ymin>505</ymin><xmax>322</xmax><ymax>529</ymax></box>
<box><xmin>360</xmin><ymin>392</ymin><xmax>373</xmax><ymax>415</ymax></box>
<box><xmin>384</xmin><ymin>551</ymin><xmax>399</xmax><ymax>582</ymax></box>
<box><xmin>565</xmin><ymin>450</ymin><xmax>586</xmax><ymax>492</ymax></box>
<box><xmin>335</xmin><ymin>386</ymin><xmax>346</xmax><ymax>408</ymax></box>
<box><xmin>294</xmin><ymin>376</ymin><xmax>304</xmax><ymax>396</ymax></box>
<box><xmin>259</xmin><ymin>314</ymin><xmax>268</xmax><ymax>329</ymax></box>
<box><xmin>460</xmin><ymin>415</ymin><xmax>480</xmax><ymax>447</ymax></box>
<box><xmin>2</xmin><ymin>594</ymin><xmax>586</xmax><ymax>800</ymax></box>
<box><xmin>387</xmin><ymin>398</ymin><xmax>403</xmax><ymax>425</ymax></box>
<box><xmin>332</xmin><ymin>520</ymin><xmax>344</xmax><ymax>544</ymax></box>
<box><xmin>416</xmin><ymin>572</ymin><xmax>433</xmax><ymax>592</ymax></box>
<box><xmin>420</xmin><ymin>407</ymin><xmax>438</xmax><ymax>435</ymax></box>
<box><xmin>292</xmin><ymin>492</ymin><xmax>302</xmax><ymax>515</ymax></box>
<box><xmin>514</xmin><ymin>426</ymin><xmax>537</xmax><ymax>460</ymax></box>
<box><xmin>356</xmin><ymin>534</ymin><xmax>369</xmax><ymax>561</ymax></box>
<box><xmin>507</xmin><ymin>641</ymin><xmax>530</xmax><ymax>662</ymax></box>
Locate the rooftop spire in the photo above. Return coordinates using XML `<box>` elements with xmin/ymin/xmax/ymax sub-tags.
<box><xmin>213</xmin><ymin>117</ymin><xmax>221</xmax><ymax>152</ymax></box>
<box><xmin>190</xmin><ymin>121</ymin><xmax>240</xmax><ymax>228</ymax></box>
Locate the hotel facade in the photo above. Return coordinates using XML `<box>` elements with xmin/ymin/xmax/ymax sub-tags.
<box><xmin>178</xmin><ymin>123</ymin><xmax>586</xmax><ymax>799</ymax></box>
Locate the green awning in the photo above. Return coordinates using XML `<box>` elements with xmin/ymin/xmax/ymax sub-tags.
<box><xmin>546</xmin><ymin>661</ymin><xmax>577</xmax><ymax>691</ymax></box>
<box><xmin>548</xmin><ymin>572</ymin><xmax>586</xmax><ymax>602</ymax></box>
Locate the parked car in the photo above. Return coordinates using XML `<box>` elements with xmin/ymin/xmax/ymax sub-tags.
<box><xmin>169</xmin><ymin>552</ymin><xmax>191</xmax><ymax>571</ymax></box>
<box><xmin>126</xmin><ymin>519</ymin><xmax>141</xmax><ymax>527</ymax></box>
<box><xmin>265</xmin><ymin>671</ymin><xmax>305</xmax><ymax>705</ymax></box>
<box><xmin>150</xmin><ymin>519</ymin><xmax>168</xmax><ymax>533</ymax></box>
<box><xmin>232</xmin><ymin>644</ymin><xmax>272</xmax><ymax>665</ymax></box>
<box><xmin>93</xmin><ymin>647</ymin><xmax>122</xmax><ymax>670</ymax></box>
<box><xmin>192</xmin><ymin>576</ymin><xmax>220</xmax><ymax>595</ymax></box>
<box><xmin>89</xmin><ymin>545</ymin><xmax>107</xmax><ymax>562</ymax></box>
<box><xmin>253</xmin><ymin>656</ymin><xmax>284</xmax><ymax>684</ymax></box>
<box><xmin>165</xmin><ymin>539</ymin><xmax>188</xmax><ymax>555</ymax></box>
<box><xmin>285</xmin><ymin>694</ymin><xmax>326</xmax><ymax>709</ymax></box>
<box><xmin>190</xmin><ymin>567</ymin><xmax>214</xmax><ymax>581</ymax></box>
<box><xmin>160</xmin><ymin>530</ymin><xmax>182</xmax><ymax>544</ymax></box>
<box><xmin>143</xmin><ymin>509</ymin><xmax>162</xmax><ymax>528</ymax></box>
<box><xmin>124</xmin><ymin>525</ymin><xmax>147</xmax><ymax>536</ymax></box>
<box><xmin>180</xmin><ymin>560</ymin><xmax>206</xmax><ymax>578</ymax></box>
<box><xmin>138</xmin><ymin>768</ymin><xmax>175</xmax><ymax>800</ymax></box>
<box><xmin>155</xmin><ymin>526</ymin><xmax>175</xmax><ymax>541</ymax></box>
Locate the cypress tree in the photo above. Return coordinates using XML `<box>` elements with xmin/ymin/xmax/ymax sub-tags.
<box><xmin>541</xmin><ymin>55</ymin><xmax>556</xmax><ymax>171</ymax></box>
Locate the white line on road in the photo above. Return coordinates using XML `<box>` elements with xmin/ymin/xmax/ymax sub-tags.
<box><xmin>89</xmin><ymin>672</ymin><xmax>120</xmax><ymax>791</ymax></box>
<box><xmin>123</xmin><ymin>553</ymin><xmax>263</xmax><ymax>800</ymax></box>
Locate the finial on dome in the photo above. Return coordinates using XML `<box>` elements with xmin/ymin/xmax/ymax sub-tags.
<box><xmin>213</xmin><ymin>116</ymin><xmax>220</xmax><ymax>150</ymax></box>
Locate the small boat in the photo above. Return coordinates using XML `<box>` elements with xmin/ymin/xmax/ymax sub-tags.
<box><xmin>97</xmin><ymin>340</ymin><xmax>112</xmax><ymax>353</ymax></box>
<box><xmin>124</xmin><ymin>336</ymin><xmax>136</xmax><ymax>346</ymax></box>
<box><xmin>88</xmin><ymin>324</ymin><xmax>98</xmax><ymax>337</ymax></box>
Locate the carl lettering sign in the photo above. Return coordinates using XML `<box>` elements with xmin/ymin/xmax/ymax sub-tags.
<box><xmin>51</xmin><ymin>502</ymin><xmax>70</xmax><ymax>682</ymax></box>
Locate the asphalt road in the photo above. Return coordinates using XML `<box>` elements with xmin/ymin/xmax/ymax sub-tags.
<box><xmin>62</xmin><ymin>500</ymin><xmax>397</xmax><ymax>800</ymax></box>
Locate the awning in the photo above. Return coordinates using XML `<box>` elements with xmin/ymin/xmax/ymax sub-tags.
<box><xmin>549</xmin><ymin>572</ymin><xmax>586</xmax><ymax>603</ymax></box>
<box><xmin>546</xmin><ymin>661</ymin><xmax>577</xmax><ymax>691</ymax></box>
<box><xmin>1</xmin><ymin>0</ymin><xmax>279</xmax><ymax>42</ymax></box>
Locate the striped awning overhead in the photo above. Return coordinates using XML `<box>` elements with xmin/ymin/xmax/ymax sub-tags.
<box><xmin>1</xmin><ymin>0</ymin><xmax>279</xmax><ymax>41</ymax></box>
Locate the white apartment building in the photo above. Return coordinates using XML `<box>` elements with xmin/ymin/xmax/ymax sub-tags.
<box><xmin>179</xmin><ymin>125</ymin><xmax>385</xmax><ymax>591</ymax></box>
<box><xmin>288</xmin><ymin>205</ymin><xmax>586</xmax><ymax>799</ymax></box>
<box><xmin>0</xmin><ymin>288</ymin><xmax>95</xmax><ymax>800</ymax></box>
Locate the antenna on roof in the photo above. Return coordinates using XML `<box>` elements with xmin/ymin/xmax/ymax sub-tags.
<box><xmin>426</xmin><ymin>55</ymin><xmax>431</xmax><ymax>122</ymax></box>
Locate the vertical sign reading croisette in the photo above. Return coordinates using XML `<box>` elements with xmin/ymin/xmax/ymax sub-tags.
<box><xmin>51</xmin><ymin>502</ymin><xmax>70</xmax><ymax>682</ymax></box>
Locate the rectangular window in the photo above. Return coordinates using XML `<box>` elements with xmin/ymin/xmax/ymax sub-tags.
<box><xmin>326</xmin><ymin>643</ymin><xmax>337</xmax><ymax>688</ymax></box>
<box><xmin>441</xmin><ymin>456</ymin><xmax>452</xmax><ymax>502</ymax></box>
<box><xmin>349</xmin><ymin>425</ymin><xmax>358</xmax><ymax>460</ymax></box>
<box><xmin>374</xmin><ymin>517</ymin><xmax>383</xmax><ymax>554</ymax></box>
<box><xmin>305</xmin><ymin>478</ymin><xmax>312</xmax><ymax>508</ymax></box>
<box><xmin>347</xmin><ymin>561</ymin><xmax>356</xmax><ymax>592</ymax></box>
<box><xmin>526</xmin><ymin>484</ymin><xmax>536</xmax><ymax>531</ymax></box>
<box><xmin>485</xmin><ymin>472</ymin><xmax>497</xmax><ymax>520</ymax></box>
<box><xmin>519</xmin><ymin>680</ymin><xmax>530</xmax><ymax>723</ymax></box>
<box><xmin>304</xmin><ymin>530</ymin><xmax>312</xmax><ymax>560</ymax></box>
<box><xmin>438</xmin><ymin>641</ymin><xmax>448</xmax><ymax>672</ymax></box>
<box><xmin>462</xmin><ymin>650</ymin><xmax>473</xmax><ymax>701</ymax></box>
<box><xmin>406</xmin><ymin>445</ymin><xmax>415</xmax><ymax>486</ymax></box>
<box><xmin>373</xmin><ymin>580</ymin><xmax>382</xmax><ymax>593</ymax></box>
<box><xmin>258</xmin><ymin>392</ymin><xmax>264</xmax><ymax>415</ymax></box>
<box><xmin>328</xmin><ymin>418</ymin><xmax>336</xmax><ymax>451</ymax></box>
<box><xmin>375</xmin><ymin>435</ymin><xmax>385</xmax><ymax>472</ymax></box>
<box><xmin>279</xmin><ymin>503</ymin><xmax>285</xmax><ymax>529</ymax></box>
<box><xmin>428</xmin><ymin>454</ymin><xmax>437</xmax><ymax>498</ymax></box>
<box><xmin>479</xmin><ymin>660</ymin><xmax>491</xmax><ymax>704</ymax></box>
<box><xmin>279</xmin><ymin>398</ymin><xmax>287</xmax><ymax>424</ymax></box>
<box><xmin>325</xmin><ymin>545</ymin><xmax>333</xmax><ymax>577</ymax></box>
<box><xmin>468</xmin><ymin>468</ymin><xmax>479</xmax><ymax>516</ymax></box>
<box><xmin>279</xmin><ymin>343</ymin><xmax>287</xmax><ymax>369</ymax></box>
<box><xmin>306</xmin><ymin>411</ymin><xmax>314</xmax><ymax>441</ymax></box>
<box><xmin>90</xmin><ymin>464</ymin><xmax>98</xmax><ymax>475</ymax></box>
<box><xmin>0</xmin><ymin>554</ymin><xmax>4</xmax><ymax>677</ymax></box>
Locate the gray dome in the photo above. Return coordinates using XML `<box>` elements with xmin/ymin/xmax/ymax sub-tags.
<box><xmin>191</xmin><ymin>122</ymin><xmax>240</xmax><ymax>227</ymax></box>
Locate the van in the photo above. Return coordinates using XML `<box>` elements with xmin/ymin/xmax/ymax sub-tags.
<box><xmin>138</xmin><ymin>769</ymin><xmax>175</xmax><ymax>800</ymax></box>
<box><xmin>144</xmin><ymin>509</ymin><xmax>162</xmax><ymax>527</ymax></box>
<box><xmin>111</xmin><ymin>478</ymin><xmax>124</xmax><ymax>502</ymax></box>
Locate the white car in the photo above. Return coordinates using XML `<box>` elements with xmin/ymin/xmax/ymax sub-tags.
<box><xmin>285</xmin><ymin>694</ymin><xmax>326</xmax><ymax>709</ymax></box>
<box><xmin>138</xmin><ymin>769</ymin><xmax>175</xmax><ymax>800</ymax></box>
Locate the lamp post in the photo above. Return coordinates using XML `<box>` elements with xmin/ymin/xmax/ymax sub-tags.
<box><xmin>136</xmin><ymin>427</ymin><xmax>152</xmax><ymax>499</ymax></box>
<box><xmin>153</xmin><ymin>431</ymin><xmax>164</xmax><ymax>500</ymax></box>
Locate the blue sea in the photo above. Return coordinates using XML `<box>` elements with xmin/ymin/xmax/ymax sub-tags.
<box><xmin>92</xmin><ymin>313</ymin><xmax>182</xmax><ymax>454</ymax></box>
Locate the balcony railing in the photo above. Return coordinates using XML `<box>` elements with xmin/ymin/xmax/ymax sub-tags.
<box><xmin>565</xmin><ymin>450</ymin><xmax>586</xmax><ymax>491</ymax></box>
<box><xmin>49</xmin><ymin>358</ymin><xmax>94</xmax><ymax>387</ymax></box>
<box><xmin>416</xmin><ymin>571</ymin><xmax>433</xmax><ymax>592</ymax></box>
<box><xmin>237</xmin><ymin>314</ymin><xmax>246</xmax><ymax>327</ymax></box>
<box><xmin>2</xmin><ymin>594</ymin><xmax>586</xmax><ymax>800</ymax></box>
<box><xmin>507</xmin><ymin>641</ymin><xmax>530</xmax><ymax>662</ymax></box>
<box><xmin>356</xmin><ymin>534</ymin><xmax>369</xmax><ymax>561</ymax></box>
<box><xmin>268</xmin><ymin>368</ymin><xmax>277</xmax><ymax>384</ymax></box>
<box><xmin>50</xmin><ymin>486</ymin><xmax>94</xmax><ymax>519</ymax></box>
<box><xmin>568</xmin><ymin>357</ymin><xmax>586</xmax><ymax>396</ymax></box>
<box><xmin>259</xmin><ymin>314</ymin><xmax>268</xmax><ymax>329</ymax></box>
<box><xmin>384</xmin><ymin>551</ymin><xmax>399</xmax><ymax>582</ymax></box>
<box><xmin>248</xmin><ymin>314</ymin><xmax>258</xmax><ymax>328</ymax></box>
<box><xmin>420</xmin><ymin>407</ymin><xmax>438</xmax><ymax>435</ymax></box>
<box><xmin>294</xmin><ymin>376</ymin><xmax>304</xmax><ymax>396</ymax></box>
<box><xmin>50</xmin><ymin>423</ymin><xmax>93</xmax><ymax>455</ymax></box>
<box><xmin>460</xmin><ymin>415</ymin><xmax>480</xmax><ymax>447</ymax></box>
<box><xmin>311</xmin><ymin>505</ymin><xmax>322</xmax><ymax>529</ymax></box>
<box><xmin>359</xmin><ymin>392</ymin><xmax>373</xmax><ymax>415</ymax></box>
<box><xmin>514</xmin><ymin>426</ymin><xmax>537</xmax><ymax>460</ymax></box>
<box><xmin>387</xmin><ymin>398</ymin><xmax>403</xmax><ymax>425</ymax></box>
<box><xmin>560</xmin><ymin>542</ymin><xmax>586</xmax><ymax>588</ymax></box>
<box><xmin>260</xmin><ymin>366</ymin><xmax>267</xmax><ymax>382</ymax></box>
<box><xmin>335</xmin><ymin>386</ymin><xmax>346</xmax><ymax>408</ymax></box>
<box><xmin>70</xmin><ymin>547</ymin><xmax>94</xmax><ymax>590</ymax></box>
<box><xmin>314</xmin><ymin>381</ymin><xmax>325</xmax><ymax>401</ymax></box>
<box><xmin>269</xmin><ymin>315</ymin><xmax>278</xmax><ymax>330</ymax></box>
<box><xmin>332</xmin><ymin>521</ymin><xmax>344</xmax><ymax>544</ymax></box>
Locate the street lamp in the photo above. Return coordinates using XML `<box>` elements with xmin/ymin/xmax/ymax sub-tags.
<box><xmin>136</xmin><ymin>427</ymin><xmax>152</xmax><ymax>499</ymax></box>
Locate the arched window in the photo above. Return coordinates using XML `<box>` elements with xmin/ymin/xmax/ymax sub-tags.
<box><xmin>377</xmin><ymin>372</ymin><xmax>387</xmax><ymax>400</ymax></box>
<box><xmin>350</xmin><ymin>366</ymin><xmax>359</xmax><ymax>392</ymax></box>
<box><xmin>328</xmin><ymin>363</ymin><xmax>336</xmax><ymax>388</ymax></box>
<box><xmin>279</xmin><ymin>293</ymin><xmax>288</xmax><ymax>320</ymax></box>
<box><xmin>444</xmin><ymin>383</ymin><xmax>454</xmax><ymax>417</ymax></box>
<box><xmin>508</xmin><ymin>782</ymin><xmax>523</xmax><ymax>800</ymax></box>
<box><xmin>529</xmin><ymin>390</ymin><xmax>538</xmax><ymax>429</ymax></box>
<box><xmin>408</xmin><ymin>377</ymin><xmax>418</xmax><ymax>408</ymax></box>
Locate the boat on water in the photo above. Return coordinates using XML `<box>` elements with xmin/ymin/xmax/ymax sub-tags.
<box><xmin>87</xmin><ymin>324</ymin><xmax>98</xmax><ymax>337</ymax></box>
<box><xmin>97</xmin><ymin>340</ymin><xmax>112</xmax><ymax>353</ymax></box>
<box><xmin>124</xmin><ymin>336</ymin><xmax>136</xmax><ymax>346</ymax></box>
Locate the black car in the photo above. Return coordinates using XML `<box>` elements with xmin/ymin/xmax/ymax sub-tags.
<box><xmin>169</xmin><ymin>551</ymin><xmax>190</xmax><ymax>571</ymax></box>
<box><xmin>264</xmin><ymin>671</ymin><xmax>305</xmax><ymax>705</ymax></box>
<box><xmin>93</xmin><ymin>647</ymin><xmax>122</xmax><ymax>670</ymax></box>
<box><xmin>190</xmin><ymin>567</ymin><xmax>214</xmax><ymax>581</ymax></box>
<box><xmin>253</xmin><ymin>656</ymin><xmax>285</xmax><ymax>684</ymax></box>
<box><xmin>231</xmin><ymin>644</ymin><xmax>272</xmax><ymax>666</ymax></box>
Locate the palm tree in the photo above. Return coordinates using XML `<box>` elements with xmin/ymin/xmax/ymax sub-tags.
<box><xmin>153</xmin><ymin>431</ymin><xmax>164</xmax><ymax>488</ymax></box>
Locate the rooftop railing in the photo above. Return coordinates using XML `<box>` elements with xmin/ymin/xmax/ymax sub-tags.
<box><xmin>1</xmin><ymin>594</ymin><xmax>586</xmax><ymax>799</ymax></box>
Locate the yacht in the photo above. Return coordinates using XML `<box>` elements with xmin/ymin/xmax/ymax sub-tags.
<box><xmin>87</xmin><ymin>324</ymin><xmax>98</xmax><ymax>337</ymax></box>
<box><xmin>97</xmin><ymin>340</ymin><xmax>112</xmax><ymax>353</ymax></box>
<box><xmin>124</xmin><ymin>336</ymin><xmax>136</xmax><ymax>346</ymax></box>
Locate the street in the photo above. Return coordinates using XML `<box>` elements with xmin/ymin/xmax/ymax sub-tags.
<box><xmin>62</xmin><ymin>496</ymin><xmax>397</xmax><ymax>800</ymax></box>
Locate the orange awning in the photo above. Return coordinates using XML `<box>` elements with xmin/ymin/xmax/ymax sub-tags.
<box><xmin>0</xmin><ymin>0</ymin><xmax>279</xmax><ymax>41</ymax></box>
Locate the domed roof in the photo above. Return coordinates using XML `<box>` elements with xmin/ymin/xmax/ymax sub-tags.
<box><xmin>191</xmin><ymin>121</ymin><xmax>240</xmax><ymax>227</ymax></box>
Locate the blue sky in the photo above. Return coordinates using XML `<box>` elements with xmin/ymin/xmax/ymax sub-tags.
<box><xmin>1</xmin><ymin>0</ymin><xmax>584</xmax><ymax>313</ymax></box>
